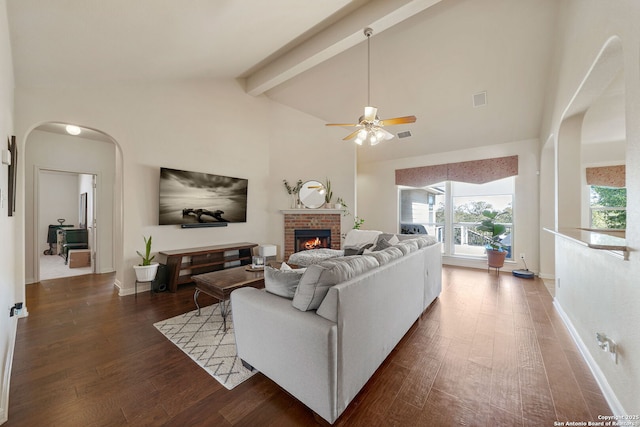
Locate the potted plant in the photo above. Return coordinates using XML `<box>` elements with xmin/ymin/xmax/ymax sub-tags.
<box><xmin>477</xmin><ymin>210</ymin><xmax>509</xmax><ymax>270</ymax></box>
<box><xmin>133</xmin><ymin>235</ymin><xmax>159</xmax><ymax>282</ymax></box>
<box><xmin>323</xmin><ymin>178</ymin><xmax>333</xmax><ymax>208</ymax></box>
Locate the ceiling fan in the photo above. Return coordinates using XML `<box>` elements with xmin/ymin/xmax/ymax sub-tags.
<box><xmin>326</xmin><ymin>27</ymin><xmax>417</xmax><ymax>146</ymax></box>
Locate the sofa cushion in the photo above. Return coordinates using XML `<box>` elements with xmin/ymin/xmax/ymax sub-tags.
<box><xmin>405</xmin><ymin>235</ymin><xmax>439</xmax><ymax>249</ymax></box>
<box><xmin>364</xmin><ymin>246</ymin><xmax>404</xmax><ymax>265</ymax></box>
<box><xmin>394</xmin><ymin>240</ymin><xmax>419</xmax><ymax>255</ymax></box>
<box><xmin>292</xmin><ymin>255</ymin><xmax>380</xmax><ymax>311</ymax></box>
<box><xmin>264</xmin><ymin>264</ymin><xmax>305</xmax><ymax>299</ymax></box>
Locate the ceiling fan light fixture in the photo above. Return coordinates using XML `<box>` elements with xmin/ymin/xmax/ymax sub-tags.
<box><xmin>325</xmin><ymin>27</ymin><xmax>416</xmax><ymax>145</ymax></box>
<box><xmin>364</xmin><ymin>106</ymin><xmax>377</xmax><ymax>122</ymax></box>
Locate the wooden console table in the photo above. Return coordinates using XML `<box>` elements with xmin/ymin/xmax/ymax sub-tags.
<box><xmin>159</xmin><ymin>242</ymin><xmax>257</xmax><ymax>292</ymax></box>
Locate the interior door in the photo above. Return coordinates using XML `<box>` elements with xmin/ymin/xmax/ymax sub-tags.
<box><xmin>88</xmin><ymin>174</ymin><xmax>97</xmax><ymax>273</ymax></box>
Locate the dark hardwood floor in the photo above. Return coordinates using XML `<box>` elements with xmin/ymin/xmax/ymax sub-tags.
<box><xmin>6</xmin><ymin>266</ymin><xmax>611</xmax><ymax>426</ymax></box>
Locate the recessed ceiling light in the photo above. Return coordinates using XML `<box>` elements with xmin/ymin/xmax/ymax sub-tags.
<box><xmin>65</xmin><ymin>125</ymin><xmax>81</xmax><ymax>135</ymax></box>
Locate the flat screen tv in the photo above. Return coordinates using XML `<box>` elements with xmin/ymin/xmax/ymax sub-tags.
<box><xmin>159</xmin><ymin>167</ymin><xmax>248</xmax><ymax>225</ymax></box>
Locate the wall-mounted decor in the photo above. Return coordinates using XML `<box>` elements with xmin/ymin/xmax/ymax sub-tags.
<box><xmin>159</xmin><ymin>167</ymin><xmax>248</xmax><ymax>226</ymax></box>
<box><xmin>7</xmin><ymin>136</ymin><xmax>16</xmax><ymax>216</ymax></box>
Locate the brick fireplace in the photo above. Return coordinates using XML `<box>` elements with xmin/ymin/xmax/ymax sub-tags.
<box><xmin>283</xmin><ymin>210</ymin><xmax>341</xmax><ymax>261</ymax></box>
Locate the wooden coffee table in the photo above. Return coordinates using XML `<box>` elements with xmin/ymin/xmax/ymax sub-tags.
<box><xmin>192</xmin><ymin>266</ymin><xmax>265</xmax><ymax>331</ymax></box>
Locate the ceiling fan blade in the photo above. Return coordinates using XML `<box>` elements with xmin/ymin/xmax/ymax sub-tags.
<box><xmin>325</xmin><ymin>123</ymin><xmax>359</xmax><ymax>127</ymax></box>
<box><xmin>343</xmin><ymin>129</ymin><xmax>362</xmax><ymax>141</ymax></box>
<box><xmin>364</xmin><ymin>106</ymin><xmax>377</xmax><ymax>122</ymax></box>
<box><xmin>379</xmin><ymin>115</ymin><xmax>417</xmax><ymax>126</ymax></box>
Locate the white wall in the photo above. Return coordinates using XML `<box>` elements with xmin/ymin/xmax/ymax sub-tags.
<box><xmin>14</xmin><ymin>78</ymin><xmax>356</xmax><ymax>296</ymax></box>
<box><xmin>357</xmin><ymin>138</ymin><xmax>540</xmax><ymax>273</ymax></box>
<box><xmin>0</xmin><ymin>0</ymin><xmax>16</xmax><ymax>423</ymax></box>
<box><xmin>267</xmin><ymin>102</ymin><xmax>356</xmax><ymax>255</ymax></box>
<box><xmin>540</xmin><ymin>0</ymin><xmax>640</xmax><ymax>415</ymax></box>
<box><xmin>24</xmin><ymin>130</ymin><xmax>115</xmax><ymax>283</ymax></box>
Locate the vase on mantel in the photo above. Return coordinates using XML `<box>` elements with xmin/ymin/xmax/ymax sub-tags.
<box><xmin>290</xmin><ymin>194</ymin><xmax>297</xmax><ymax>209</ymax></box>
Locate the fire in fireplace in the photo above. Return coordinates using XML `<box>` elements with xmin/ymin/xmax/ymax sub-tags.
<box><xmin>294</xmin><ymin>229</ymin><xmax>331</xmax><ymax>252</ymax></box>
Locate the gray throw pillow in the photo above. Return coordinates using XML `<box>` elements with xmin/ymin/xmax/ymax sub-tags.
<box><xmin>343</xmin><ymin>243</ymin><xmax>373</xmax><ymax>256</ymax></box>
<box><xmin>292</xmin><ymin>264</ymin><xmax>333</xmax><ymax>311</ymax></box>
<box><xmin>264</xmin><ymin>266</ymin><xmax>304</xmax><ymax>299</ymax></box>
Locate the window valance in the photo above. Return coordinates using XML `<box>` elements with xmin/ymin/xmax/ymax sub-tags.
<box><xmin>586</xmin><ymin>165</ymin><xmax>626</xmax><ymax>188</ymax></box>
<box><xmin>395</xmin><ymin>155</ymin><xmax>519</xmax><ymax>187</ymax></box>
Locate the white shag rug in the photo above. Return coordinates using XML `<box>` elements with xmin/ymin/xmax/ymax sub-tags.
<box><xmin>153</xmin><ymin>303</ymin><xmax>256</xmax><ymax>389</ymax></box>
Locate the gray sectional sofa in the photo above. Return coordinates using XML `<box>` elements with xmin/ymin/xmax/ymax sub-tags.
<box><xmin>231</xmin><ymin>230</ymin><xmax>442</xmax><ymax>424</ymax></box>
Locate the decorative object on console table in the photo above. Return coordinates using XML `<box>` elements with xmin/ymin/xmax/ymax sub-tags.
<box><xmin>477</xmin><ymin>210</ymin><xmax>509</xmax><ymax>274</ymax></box>
<box><xmin>159</xmin><ymin>242</ymin><xmax>258</xmax><ymax>292</ymax></box>
<box><xmin>258</xmin><ymin>244</ymin><xmax>277</xmax><ymax>263</ymax></box>
<box><xmin>134</xmin><ymin>235</ymin><xmax>159</xmax><ymax>282</ymax></box>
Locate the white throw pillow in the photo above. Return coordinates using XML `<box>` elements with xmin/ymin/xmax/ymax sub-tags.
<box><xmin>343</xmin><ymin>229</ymin><xmax>383</xmax><ymax>248</ymax></box>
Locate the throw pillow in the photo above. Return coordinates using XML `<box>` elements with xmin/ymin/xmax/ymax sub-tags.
<box><xmin>292</xmin><ymin>264</ymin><xmax>332</xmax><ymax>311</ymax></box>
<box><xmin>292</xmin><ymin>256</ymin><xmax>380</xmax><ymax>311</ymax></box>
<box><xmin>264</xmin><ymin>265</ymin><xmax>304</xmax><ymax>299</ymax></box>
<box><xmin>279</xmin><ymin>262</ymin><xmax>292</xmax><ymax>270</ymax></box>
<box><xmin>372</xmin><ymin>234</ymin><xmax>398</xmax><ymax>251</ymax></box>
<box><xmin>343</xmin><ymin>229</ymin><xmax>383</xmax><ymax>248</ymax></box>
<box><xmin>343</xmin><ymin>243</ymin><xmax>373</xmax><ymax>256</ymax></box>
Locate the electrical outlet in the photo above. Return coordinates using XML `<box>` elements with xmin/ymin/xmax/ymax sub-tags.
<box><xmin>519</xmin><ymin>253</ymin><xmax>525</xmax><ymax>260</ymax></box>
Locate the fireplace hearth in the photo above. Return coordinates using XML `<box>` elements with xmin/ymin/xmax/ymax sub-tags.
<box><xmin>294</xmin><ymin>229</ymin><xmax>331</xmax><ymax>253</ymax></box>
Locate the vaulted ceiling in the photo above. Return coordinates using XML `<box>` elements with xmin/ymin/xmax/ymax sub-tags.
<box><xmin>7</xmin><ymin>0</ymin><xmax>619</xmax><ymax>164</ymax></box>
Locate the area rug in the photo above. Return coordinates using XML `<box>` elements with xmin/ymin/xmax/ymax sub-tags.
<box><xmin>153</xmin><ymin>303</ymin><xmax>256</xmax><ymax>390</ymax></box>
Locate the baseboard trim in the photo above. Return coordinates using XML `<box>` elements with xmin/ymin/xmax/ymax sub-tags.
<box><xmin>0</xmin><ymin>318</ymin><xmax>18</xmax><ymax>424</ymax></box>
<box><xmin>553</xmin><ymin>300</ymin><xmax>626</xmax><ymax>415</ymax></box>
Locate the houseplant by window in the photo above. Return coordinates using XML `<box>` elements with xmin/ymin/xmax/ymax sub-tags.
<box><xmin>477</xmin><ymin>210</ymin><xmax>509</xmax><ymax>270</ymax></box>
<box><xmin>133</xmin><ymin>235</ymin><xmax>159</xmax><ymax>282</ymax></box>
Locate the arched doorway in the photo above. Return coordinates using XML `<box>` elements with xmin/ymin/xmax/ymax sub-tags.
<box><xmin>24</xmin><ymin>122</ymin><xmax>123</xmax><ymax>284</ymax></box>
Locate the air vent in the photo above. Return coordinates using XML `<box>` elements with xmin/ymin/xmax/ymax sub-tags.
<box><xmin>473</xmin><ymin>91</ymin><xmax>487</xmax><ymax>108</ymax></box>
<box><xmin>397</xmin><ymin>130</ymin><xmax>412</xmax><ymax>139</ymax></box>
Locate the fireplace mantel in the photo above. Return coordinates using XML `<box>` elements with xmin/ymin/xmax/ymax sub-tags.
<box><xmin>281</xmin><ymin>209</ymin><xmax>343</xmax><ymax>214</ymax></box>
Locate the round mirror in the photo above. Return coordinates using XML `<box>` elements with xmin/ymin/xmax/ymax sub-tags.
<box><xmin>299</xmin><ymin>180</ymin><xmax>326</xmax><ymax>209</ymax></box>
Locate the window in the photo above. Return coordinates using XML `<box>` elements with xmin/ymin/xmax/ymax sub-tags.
<box><xmin>399</xmin><ymin>177</ymin><xmax>514</xmax><ymax>260</ymax></box>
<box><xmin>590</xmin><ymin>185</ymin><xmax>626</xmax><ymax>229</ymax></box>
